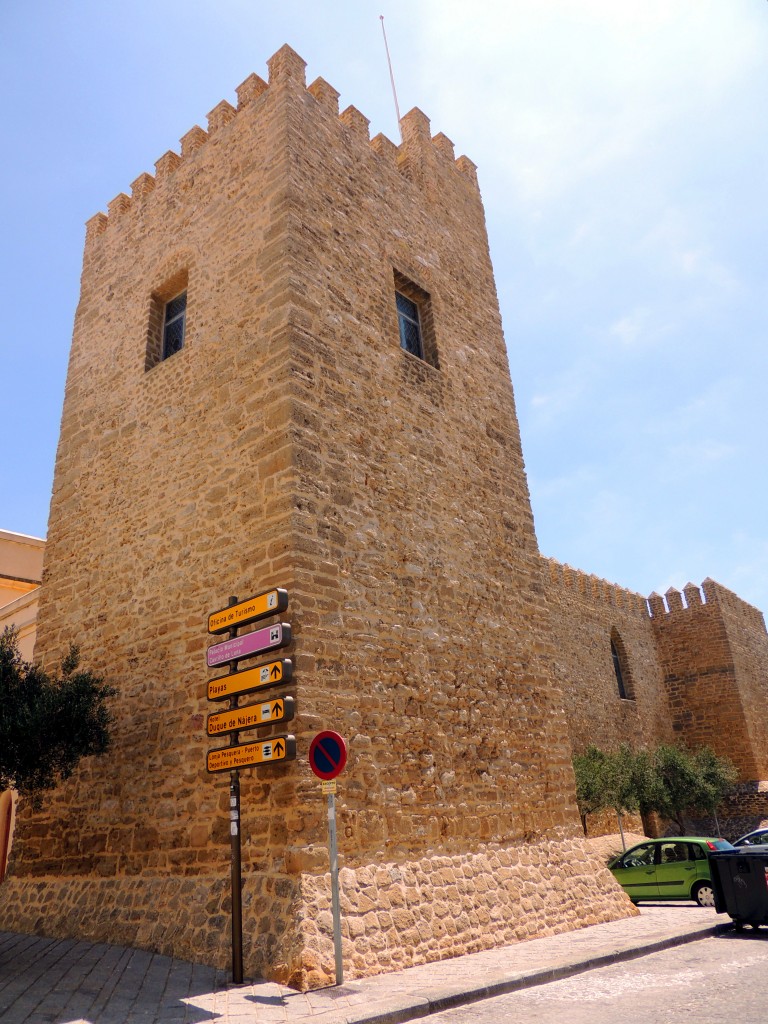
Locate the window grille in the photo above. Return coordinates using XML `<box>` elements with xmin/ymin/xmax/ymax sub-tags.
<box><xmin>162</xmin><ymin>292</ymin><xmax>187</xmax><ymax>359</ymax></box>
<box><xmin>396</xmin><ymin>291</ymin><xmax>424</xmax><ymax>359</ymax></box>
<box><xmin>392</xmin><ymin>271</ymin><xmax>438</xmax><ymax>368</ymax></box>
<box><xmin>610</xmin><ymin>632</ymin><xmax>635</xmax><ymax>700</ymax></box>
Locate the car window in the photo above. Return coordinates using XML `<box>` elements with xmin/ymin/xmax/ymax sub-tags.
<box><xmin>620</xmin><ymin>844</ymin><xmax>656</xmax><ymax>868</ymax></box>
<box><xmin>660</xmin><ymin>842</ymin><xmax>690</xmax><ymax>863</ymax></box>
<box><xmin>691</xmin><ymin>844</ymin><xmax>707</xmax><ymax>860</ymax></box>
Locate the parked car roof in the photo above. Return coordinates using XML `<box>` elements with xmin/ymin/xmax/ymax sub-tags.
<box><xmin>608</xmin><ymin>836</ymin><xmax>732</xmax><ymax>866</ymax></box>
<box><xmin>732</xmin><ymin>827</ymin><xmax>768</xmax><ymax>847</ymax></box>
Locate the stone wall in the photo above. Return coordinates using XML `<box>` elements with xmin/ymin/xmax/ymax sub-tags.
<box><xmin>649</xmin><ymin>581</ymin><xmax>768</xmax><ymax>780</ymax></box>
<box><xmin>543</xmin><ymin>560</ymin><xmax>674</xmax><ymax>755</ymax></box>
<box><xmin>298</xmin><ymin>836</ymin><xmax>635</xmax><ymax>988</ymax></box>
<box><xmin>544</xmin><ymin>565</ymin><xmax>768</xmax><ymax>839</ymax></box>
<box><xmin>0</xmin><ymin>874</ymin><xmax>302</xmax><ymax>983</ymax></box>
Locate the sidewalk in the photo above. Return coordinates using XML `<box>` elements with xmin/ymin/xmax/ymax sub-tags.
<box><xmin>0</xmin><ymin>905</ymin><xmax>729</xmax><ymax>1024</ymax></box>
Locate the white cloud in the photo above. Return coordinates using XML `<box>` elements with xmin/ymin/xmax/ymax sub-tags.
<box><xmin>527</xmin><ymin>371</ymin><xmax>589</xmax><ymax>427</ymax></box>
<box><xmin>640</xmin><ymin>209</ymin><xmax>741</xmax><ymax>295</ymax></box>
<box><xmin>663</xmin><ymin>440</ymin><xmax>737</xmax><ymax>476</ymax></box>
<box><xmin>419</xmin><ymin>0</ymin><xmax>760</xmax><ymax>206</ymax></box>
<box><xmin>728</xmin><ymin>538</ymin><xmax>768</xmax><ymax>610</ymax></box>
<box><xmin>645</xmin><ymin>380</ymin><xmax>741</xmax><ymax>437</ymax></box>
<box><xmin>607</xmin><ymin>307</ymin><xmax>673</xmax><ymax>349</ymax></box>
<box><xmin>529</xmin><ymin>465</ymin><xmax>597</xmax><ymax>501</ymax></box>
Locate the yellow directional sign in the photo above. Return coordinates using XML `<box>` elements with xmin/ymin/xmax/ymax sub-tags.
<box><xmin>207</xmin><ymin>696</ymin><xmax>295</xmax><ymax>736</ymax></box>
<box><xmin>207</xmin><ymin>735</ymin><xmax>296</xmax><ymax>773</ymax></box>
<box><xmin>208</xmin><ymin>588</ymin><xmax>289</xmax><ymax>635</ymax></box>
<box><xmin>207</xmin><ymin>659</ymin><xmax>292</xmax><ymax>702</ymax></box>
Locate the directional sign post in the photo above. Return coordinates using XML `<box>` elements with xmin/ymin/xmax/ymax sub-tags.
<box><xmin>205</xmin><ymin>588</ymin><xmax>295</xmax><ymax>987</ymax></box>
<box><xmin>221</xmin><ymin>596</ymin><xmax>245</xmax><ymax>986</ymax></box>
<box><xmin>309</xmin><ymin>731</ymin><xmax>348</xmax><ymax>985</ymax></box>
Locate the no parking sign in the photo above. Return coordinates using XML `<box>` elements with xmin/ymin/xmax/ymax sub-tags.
<box><xmin>308</xmin><ymin>730</ymin><xmax>347</xmax><ymax>780</ymax></box>
<box><xmin>309</xmin><ymin>730</ymin><xmax>347</xmax><ymax>984</ymax></box>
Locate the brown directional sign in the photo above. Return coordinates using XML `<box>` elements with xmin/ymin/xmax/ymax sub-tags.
<box><xmin>207</xmin><ymin>695</ymin><xmax>295</xmax><ymax>737</ymax></box>
<box><xmin>207</xmin><ymin>659</ymin><xmax>293</xmax><ymax>702</ymax></box>
<box><xmin>208</xmin><ymin>587</ymin><xmax>288</xmax><ymax>634</ymax></box>
<box><xmin>207</xmin><ymin>734</ymin><xmax>296</xmax><ymax>773</ymax></box>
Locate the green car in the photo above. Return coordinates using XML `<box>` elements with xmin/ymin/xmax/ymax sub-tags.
<box><xmin>609</xmin><ymin>837</ymin><xmax>734</xmax><ymax>907</ymax></box>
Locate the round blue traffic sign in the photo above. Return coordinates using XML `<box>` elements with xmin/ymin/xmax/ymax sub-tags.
<box><xmin>308</xmin><ymin>731</ymin><xmax>347</xmax><ymax>780</ymax></box>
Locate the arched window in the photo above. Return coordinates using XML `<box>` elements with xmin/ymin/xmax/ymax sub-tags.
<box><xmin>610</xmin><ymin>630</ymin><xmax>635</xmax><ymax>701</ymax></box>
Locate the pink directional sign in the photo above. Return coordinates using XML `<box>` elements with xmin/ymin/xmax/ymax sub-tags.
<box><xmin>206</xmin><ymin>622</ymin><xmax>292</xmax><ymax>668</ymax></box>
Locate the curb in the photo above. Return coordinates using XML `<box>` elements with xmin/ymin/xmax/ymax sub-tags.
<box><xmin>345</xmin><ymin>923</ymin><xmax>731</xmax><ymax>1024</ymax></box>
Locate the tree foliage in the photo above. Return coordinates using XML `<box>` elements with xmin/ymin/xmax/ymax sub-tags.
<box><xmin>0</xmin><ymin>627</ymin><xmax>115</xmax><ymax>805</ymax></box>
<box><xmin>574</xmin><ymin>744</ymin><xmax>640</xmax><ymax>820</ymax></box>
<box><xmin>573</xmin><ymin>741</ymin><xmax>737</xmax><ymax>835</ymax></box>
<box><xmin>643</xmin><ymin>743</ymin><xmax>738</xmax><ymax>833</ymax></box>
<box><xmin>573</xmin><ymin>745</ymin><xmax>609</xmax><ymax>834</ymax></box>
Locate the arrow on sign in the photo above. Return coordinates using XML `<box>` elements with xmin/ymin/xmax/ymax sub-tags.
<box><xmin>206</xmin><ymin>734</ymin><xmax>297</xmax><ymax>773</ymax></box>
<box><xmin>270</xmin><ymin>664</ymin><xmax>280</xmax><ymax>679</ymax></box>
<box><xmin>206</xmin><ymin>695</ymin><xmax>295</xmax><ymax>736</ymax></box>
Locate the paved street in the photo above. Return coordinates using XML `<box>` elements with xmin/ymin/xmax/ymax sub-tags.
<box><xmin>425</xmin><ymin>929</ymin><xmax>768</xmax><ymax>1024</ymax></box>
<box><xmin>0</xmin><ymin>905</ymin><xmax>727</xmax><ymax>1024</ymax></box>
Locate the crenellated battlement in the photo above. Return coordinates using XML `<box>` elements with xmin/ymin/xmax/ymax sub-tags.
<box><xmin>545</xmin><ymin>560</ymin><xmax>767</xmax><ymax>632</ymax></box>
<box><xmin>84</xmin><ymin>44</ymin><xmax>479</xmax><ymax>244</ymax></box>
<box><xmin>646</xmin><ymin>584</ymin><xmax>704</xmax><ymax>618</ymax></box>
<box><xmin>542</xmin><ymin>557</ymin><xmax>648</xmax><ymax>615</ymax></box>
<box><xmin>648</xmin><ymin>577</ymin><xmax>767</xmax><ymax>630</ymax></box>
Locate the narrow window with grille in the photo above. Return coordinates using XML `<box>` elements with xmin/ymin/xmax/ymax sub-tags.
<box><xmin>396</xmin><ymin>292</ymin><xmax>423</xmax><ymax>358</ymax></box>
<box><xmin>392</xmin><ymin>271</ymin><xmax>439</xmax><ymax>368</ymax></box>
<box><xmin>145</xmin><ymin>269</ymin><xmax>189</xmax><ymax>371</ymax></box>
<box><xmin>162</xmin><ymin>292</ymin><xmax>187</xmax><ymax>359</ymax></box>
<box><xmin>610</xmin><ymin>630</ymin><xmax>635</xmax><ymax>700</ymax></box>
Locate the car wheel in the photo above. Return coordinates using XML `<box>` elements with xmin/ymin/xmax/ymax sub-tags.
<box><xmin>692</xmin><ymin>882</ymin><xmax>715</xmax><ymax>908</ymax></box>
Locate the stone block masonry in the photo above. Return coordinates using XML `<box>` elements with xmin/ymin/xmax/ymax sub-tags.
<box><xmin>543</xmin><ymin>559</ymin><xmax>676</xmax><ymax>756</ymax></box>
<box><xmin>0</xmin><ymin>43</ymin><xmax>652</xmax><ymax>987</ymax></box>
<box><xmin>544</xmin><ymin>561</ymin><xmax>768</xmax><ymax>839</ymax></box>
<box><xmin>649</xmin><ymin>579</ymin><xmax>768</xmax><ymax>781</ymax></box>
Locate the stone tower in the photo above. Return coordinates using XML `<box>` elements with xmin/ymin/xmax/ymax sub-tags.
<box><xmin>0</xmin><ymin>46</ymin><xmax>632</xmax><ymax>987</ymax></box>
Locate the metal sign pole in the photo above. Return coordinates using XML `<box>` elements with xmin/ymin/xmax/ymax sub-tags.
<box><xmin>308</xmin><ymin>732</ymin><xmax>347</xmax><ymax>987</ymax></box>
<box><xmin>226</xmin><ymin>596</ymin><xmax>244</xmax><ymax>985</ymax></box>
<box><xmin>230</xmin><ymin>768</ymin><xmax>243</xmax><ymax>983</ymax></box>
<box><xmin>327</xmin><ymin>790</ymin><xmax>343</xmax><ymax>985</ymax></box>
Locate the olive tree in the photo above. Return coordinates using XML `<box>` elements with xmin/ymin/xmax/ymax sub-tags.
<box><xmin>0</xmin><ymin>627</ymin><xmax>114</xmax><ymax>806</ymax></box>
<box><xmin>574</xmin><ymin>741</ymin><xmax>737</xmax><ymax>841</ymax></box>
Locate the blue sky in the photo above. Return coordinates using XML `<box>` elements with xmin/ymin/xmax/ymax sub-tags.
<box><xmin>2</xmin><ymin>1</ymin><xmax>767</xmax><ymax>614</ymax></box>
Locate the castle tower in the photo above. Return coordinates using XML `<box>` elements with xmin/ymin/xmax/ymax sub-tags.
<box><xmin>0</xmin><ymin>47</ymin><xmax>632</xmax><ymax>987</ymax></box>
<box><xmin>648</xmin><ymin>581</ymin><xmax>768</xmax><ymax>834</ymax></box>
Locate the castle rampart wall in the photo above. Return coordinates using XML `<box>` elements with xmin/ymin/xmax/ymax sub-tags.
<box><xmin>542</xmin><ymin>559</ymin><xmax>674</xmax><ymax>756</ymax></box>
